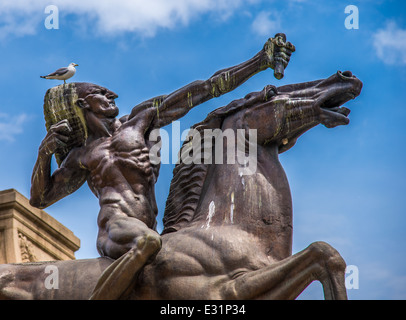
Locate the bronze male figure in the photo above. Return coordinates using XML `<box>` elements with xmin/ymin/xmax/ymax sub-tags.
<box><xmin>29</xmin><ymin>35</ymin><xmax>295</xmax><ymax>299</ymax></box>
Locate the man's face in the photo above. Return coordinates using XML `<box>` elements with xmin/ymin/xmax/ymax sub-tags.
<box><xmin>82</xmin><ymin>85</ymin><xmax>119</xmax><ymax>118</ymax></box>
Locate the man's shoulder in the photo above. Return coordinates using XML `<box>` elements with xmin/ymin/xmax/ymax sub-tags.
<box><xmin>60</xmin><ymin>144</ymin><xmax>89</xmax><ymax>170</ymax></box>
<box><xmin>119</xmin><ymin>115</ymin><xmax>129</xmax><ymax>123</ymax></box>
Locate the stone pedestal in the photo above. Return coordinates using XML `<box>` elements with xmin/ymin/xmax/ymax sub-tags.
<box><xmin>0</xmin><ymin>189</ymin><xmax>80</xmax><ymax>263</ymax></box>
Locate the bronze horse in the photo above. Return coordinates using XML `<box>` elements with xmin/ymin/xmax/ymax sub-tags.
<box><xmin>0</xmin><ymin>71</ymin><xmax>362</xmax><ymax>300</ymax></box>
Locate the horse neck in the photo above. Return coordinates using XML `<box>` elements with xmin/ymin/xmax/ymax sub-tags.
<box><xmin>192</xmin><ymin>143</ymin><xmax>293</xmax><ymax>260</ymax></box>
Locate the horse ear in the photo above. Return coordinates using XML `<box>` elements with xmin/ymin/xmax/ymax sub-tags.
<box><xmin>76</xmin><ymin>98</ymin><xmax>88</xmax><ymax>109</ymax></box>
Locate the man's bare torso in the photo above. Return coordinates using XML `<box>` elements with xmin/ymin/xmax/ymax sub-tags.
<box><xmin>74</xmin><ymin>118</ymin><xmax>159</xmax><ymax>231</ymax></box>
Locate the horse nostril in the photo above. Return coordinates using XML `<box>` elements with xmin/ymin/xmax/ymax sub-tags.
<box><xmin>342</xmin><ymin>71</ymin><xmax>353</xmax><ymax>78</ymax></box>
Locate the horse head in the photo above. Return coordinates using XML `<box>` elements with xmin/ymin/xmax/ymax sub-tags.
<box><xmin>242</xmin><ymin>70</ymin><xmax>363</xmax><ymax>154</ymax></box>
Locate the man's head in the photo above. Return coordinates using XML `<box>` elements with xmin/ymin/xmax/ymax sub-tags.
<box><xmin>43</xmin><ymin>82</ymin><xmax>119</xmax><ymax>165</ymax></box>
<box><xmin>76</xmin><ymin>83</ymin><xmax>119</xmax><ymax>118</ymax></box>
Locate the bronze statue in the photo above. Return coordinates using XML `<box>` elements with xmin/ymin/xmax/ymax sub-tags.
<box><xmin>0</xmin><ymin>34</ymin><xmax>363</xmax><ymax>300</ymax></box>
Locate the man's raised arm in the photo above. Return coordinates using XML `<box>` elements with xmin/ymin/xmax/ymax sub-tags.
<box><xmin>144</xmin><ymin>34</ymin><xmax>295</xmax><ymax>128</ymax></box>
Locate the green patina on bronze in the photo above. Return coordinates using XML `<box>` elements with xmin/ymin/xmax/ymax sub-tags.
<box><xmin>43</xmin><ymin>83</ymin><xmax>88</xmax><ymax>166</ymax></box>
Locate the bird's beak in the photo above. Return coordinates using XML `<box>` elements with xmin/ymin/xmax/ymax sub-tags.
<box><xmin>74</xmin><ymin>63</ymin><xmax>79</xmax><ymax>66</ymax></box>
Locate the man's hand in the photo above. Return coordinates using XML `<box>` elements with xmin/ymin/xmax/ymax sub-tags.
<box><xmin>39</xmin><ymin>119</ymin><xmax>72</xmax><ymax>156</ymax></box>
<box><xmin>263</xmin><ymin>33</ymin><xmax>296</xmax><ymax>79</ymax></box>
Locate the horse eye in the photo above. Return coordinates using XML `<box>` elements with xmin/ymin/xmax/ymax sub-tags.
<box><xmin>264</xmin><ymin>85</ymin><xmax>278</xmax><ymax>100</ymax></box>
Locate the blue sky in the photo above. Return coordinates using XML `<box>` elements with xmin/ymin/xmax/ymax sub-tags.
<box><xmin>0</xmin><ymin>0</ymin><xmax>405</xmax><ymax>299</ymax></box>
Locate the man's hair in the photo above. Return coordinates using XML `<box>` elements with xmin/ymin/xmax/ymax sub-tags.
<box><xmin>43</xmin><ymin>83</ymin><xmax>88</xmax><ymax>166</ymax></box>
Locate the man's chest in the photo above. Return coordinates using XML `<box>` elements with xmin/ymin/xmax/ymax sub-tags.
<box><xmin>83</xmin><ymin>129</ymin><xmax>149</xmax><ymax>168</ymax></box>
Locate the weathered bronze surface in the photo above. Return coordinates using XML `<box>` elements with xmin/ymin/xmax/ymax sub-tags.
<box><xmin>0</xmin><ymin>34</ymin><xmax>362</xmax><ymax>300</ymax></box>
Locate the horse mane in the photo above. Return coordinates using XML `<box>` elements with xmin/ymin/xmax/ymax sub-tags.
<box><xmin>161</xmin><ymin>116</ymin><xmax>220</xmax><ymax>235</ymax></box>
<box><xmin>162</xmin><ymin>88</ymin><xmax>268</xmax><ymax>234</ymax></box>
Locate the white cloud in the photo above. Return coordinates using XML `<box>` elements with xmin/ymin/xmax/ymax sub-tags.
<box><xmin>373</xmin><ymin>21</ymin><xmax>406</xmax><ymax>65</ymax></box>
<box><xmin>251</xmin><ymin>11</ymin><xmax>281</xmax><ymax>37</ymax></box>
<box><xmin>0</xmin><ymin>113</ymin><xmax>28</xmax><ymax>142</ymax></box>
<box><xmin>0</xmin><ymin>0</ymin><xmax>258</xmax><ymax>38</ymax></box>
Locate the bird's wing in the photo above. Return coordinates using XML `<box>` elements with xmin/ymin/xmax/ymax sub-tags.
<box><xmin>46</xmin><ymin>67</ymin><xmax>69</xmax><ymax>77</ymax></box>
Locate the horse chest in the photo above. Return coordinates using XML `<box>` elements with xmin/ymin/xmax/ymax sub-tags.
<box><xmin>155</xmin><ymin>228</ymin><xmax>269</xmax><ymax>278</ymax></box>
<box><xmin>134</xmin><ymin>227</ymin><xmax>271</xmax><ymax>299</ymax></box>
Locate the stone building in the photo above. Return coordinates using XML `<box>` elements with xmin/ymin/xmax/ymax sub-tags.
<box><xmin>0</xmin><ymin>189</ymin><xmax>80</xmax><ymax>263</ymax></box>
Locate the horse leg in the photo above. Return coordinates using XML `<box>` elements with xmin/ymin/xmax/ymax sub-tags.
<box><xmin>223</xmin><ymin>241</ymin><xmax>347</xmax><ymax>300</ymax></box>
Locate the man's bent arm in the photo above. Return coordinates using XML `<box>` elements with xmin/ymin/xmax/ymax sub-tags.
<box><xmin>30</xmin><ymin>148</ymin><xmax>54</xmax><ymax>208</ymax></box>
<box><xmin>30</xmin><ymin>121</ymin><xmax>88</xmax><ymax>208</ymax></box>
<box><xmin>30</xmin><ymin>150</ymin><xmax>87</xmax><ymax>209</ymax></box>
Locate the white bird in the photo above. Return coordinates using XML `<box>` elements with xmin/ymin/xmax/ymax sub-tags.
<box><xmin>40</xmin><ymin>63</ymin><xmax>78</xmax><ymax>84</ymax></box>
